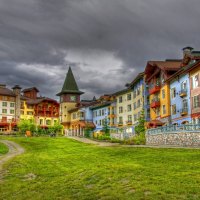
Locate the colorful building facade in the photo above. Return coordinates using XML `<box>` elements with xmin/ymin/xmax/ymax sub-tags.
<box><xmin>145</xmin><ymin>60</ymin><xmax>181</xmax><ymax>127</ymax></box>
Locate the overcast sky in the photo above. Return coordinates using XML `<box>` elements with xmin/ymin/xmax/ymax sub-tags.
<box><xmin>1</xmin><ymin>0</ymin><xmax>200</xmax><ymax>100</ymax></box>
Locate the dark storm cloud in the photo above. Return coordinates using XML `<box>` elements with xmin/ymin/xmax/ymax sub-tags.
<box><xmin>0</xmin><ymin>0</ymin><xmax>200</xmax><ymax>99</ymax></box>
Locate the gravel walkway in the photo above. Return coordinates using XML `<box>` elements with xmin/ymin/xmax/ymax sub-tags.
<box><xmin>0</xmin><ymin>140</ymin><xmax>25</xmax><ymax>171</ymax></box>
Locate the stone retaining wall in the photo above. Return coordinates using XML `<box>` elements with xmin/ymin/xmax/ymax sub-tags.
<box><xmin>110</xmin><ymin>133</ymin><xmax>135</xmax><ymax>140</ymax></box>
<box><xmin>146</xmin><ymin>132</ymin><xmax>200</xmax><ymax>147</ymax></box>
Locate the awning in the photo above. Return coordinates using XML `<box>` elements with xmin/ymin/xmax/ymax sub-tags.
<box><xmin>79</xmin><ymin>121</ymin><xmax>95</xmax><ymax>128</ymax></box>
<box><xmin>146</xmin><ymin>120</ymin><xmax>164</xmax><ymax>128</ymax></box>
<box><xmin>72</xmin><ymin>121</ymin><xmax>95</xmax><ymax>128</ymax></box>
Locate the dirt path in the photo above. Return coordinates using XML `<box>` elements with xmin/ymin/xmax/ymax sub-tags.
<box><xmin>0</xmin><ymin>140</ymin><xmax>25</xmax><ymax>171</ymax></box>
<box><xmin>68</xmin><ymin>136</ymin><xmax>119</xmax><ymax>147</ymax></box>
<box><xmin>68</xmin><ymin>136</ymin><xmax>200</xmax><ymax>149</ymax></box>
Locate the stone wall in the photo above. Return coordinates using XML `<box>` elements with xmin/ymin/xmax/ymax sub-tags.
<box><xmin>146</xmin><ymin>132</ymin><xmax>200</xmax><ymax>147</ymax></box>
<box><xmin>110</xmin><ymin>133</ymin><xmax>135</xmax><ymax>140</ymax></box>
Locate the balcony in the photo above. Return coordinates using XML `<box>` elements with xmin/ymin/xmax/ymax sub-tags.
<box><xmin>118</xmin><ymin>121</ymin><xmax>123</xmax><ymax>126</ymax></box>
<box><xmin>179</xmin><ymin>89</ymin><xmax>187</xmax><ymax>98</ymax></box>
<box><xmin>150</xmin><ymin>98</ymin><xmax>160</xmax><ymax>108</ymax></box>
<box><xmin>180</xmin><ymin>107</ymin><xmax>188</xmax><ymax>116</ymax></box>
<box><xmin>126</xmin><ymin>120</ymin><xmax>132</xmax><ymax>125</ymax></box>
<box><xmin>149</xmin><ymin>83</ymin><xmax>161</xmax><ymax>95</ymax></box>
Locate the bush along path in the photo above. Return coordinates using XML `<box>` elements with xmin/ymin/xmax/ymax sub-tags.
<box><xmin>0</xmin><ymin>140</ymin><xmax>25</xmax><ymax>171</ymax></box>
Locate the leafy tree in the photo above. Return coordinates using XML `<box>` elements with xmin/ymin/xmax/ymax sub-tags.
<box><xmin>18</xmin><ymin>119</ymin><xmax>36</xmax><ymax>134</ymax></box>
<box><xmin>48</xmin><ymin>122</ymin><xmax>63</xmax><ymax>135</ymax></box>
<box><xmin>134</xmin><ymin>110</ymin><xmax>145</xmax><ymax>135</ymax></box>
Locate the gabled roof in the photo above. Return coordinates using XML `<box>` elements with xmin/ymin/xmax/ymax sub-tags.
<box><xmin>112</xmin><ymin>88</ymin><xmax>132</xmax><ymax>96</ymax></box>
<box><xmin>145</xmin><ymin>60</ymin><xmax>181</xmax><ymax>81</ymax></box>
<box><xmin>26</xmin><ymin>97</ymin><xmax>59</xmax><ymax>105</ymax></box>
<box><xmin>166</xmin><ymin>60</ymin><xmax>200</xmax><ymax>83</ymax></box>
<box><xmin>129</xmin><ymin>72</ymin><xmax>144</xmax><ymax>88</ymax></box>
<box><xmin>22</xmin><ymin>87</ymin><xmax>39</xmax><ymax>93</ymax></box>
<box><xmin>57</xmin><ymin>67</ymin><xmax>84</xmax><ymax>96</ymax></box>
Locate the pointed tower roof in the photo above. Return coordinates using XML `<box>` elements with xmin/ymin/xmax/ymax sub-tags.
<box><xmin>57</xmin><ymin>67</ymin><xmax>84</xmax><ymax>96</ymax></box>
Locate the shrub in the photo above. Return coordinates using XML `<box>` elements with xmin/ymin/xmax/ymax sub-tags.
<box><xmin>97</xmin><ymin>134</ymin><xmax>111</xmax><ymax>141</ymax></box>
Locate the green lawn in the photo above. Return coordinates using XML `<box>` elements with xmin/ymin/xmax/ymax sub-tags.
<box><xmin>0</xmin><ymin>137</ymin><xmax>200</xmax><ymax>200</ymax></box>
<box><xmin>0</xmin><ymin>142</ymin><xmax>9</xmax><ymax>155</ymax></box>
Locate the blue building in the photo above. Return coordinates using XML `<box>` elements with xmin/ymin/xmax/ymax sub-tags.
<box><xmin>168</xmin><ymin>69</ymin><xmax>192</xmax><ymax>125</ymax></box>
<box><xmin>91</xmin><ymin>103</ymin><xmax>110</xmax><ymax>132</ymax></box>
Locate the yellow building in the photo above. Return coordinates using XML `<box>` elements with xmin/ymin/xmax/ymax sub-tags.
<box><xmin>57</xmin><ymin>67</ymin><xmax>84</xmax><ymax>135</ymax></box>
<box><xmin>145</xmin><ymin>61</ymin><xmax>181</xmax><ymax>127</ymax></box>
<box><xmin>114</xmin><ymin>72</ymin><xmax>145</xmax><ymax>134</ymax></box>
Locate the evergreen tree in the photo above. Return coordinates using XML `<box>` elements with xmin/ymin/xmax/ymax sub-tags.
<box><xmin>134</xmin><ymin>110</ymin><xmax>145</xmax><ymax>135</ymax></box>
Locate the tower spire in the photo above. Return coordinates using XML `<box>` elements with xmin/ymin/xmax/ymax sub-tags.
<box><xmin>57</xmin><ymin>67</ymin><xmax>84</xmax><ymax>96</ymax></box>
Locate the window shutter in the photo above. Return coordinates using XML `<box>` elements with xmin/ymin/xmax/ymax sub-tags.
<box><xmin>191</xmin><ymin>97</ymin><xmax>193</xmax><ymax>109</ymax></box>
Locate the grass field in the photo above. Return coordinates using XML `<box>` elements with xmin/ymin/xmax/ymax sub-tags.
<box><xmin>0</xmin><ymin>142</ymin><xmax>9</xmax><ymax>155</ymax></box>
<box><xmin>0</xmin><ymin>137</ymin><xmax>200</xmax><ymax>200</ymax></box>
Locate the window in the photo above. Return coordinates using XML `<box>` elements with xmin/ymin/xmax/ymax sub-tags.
<box><xmin>10</xmin><ymin>102</ymin><xmax>15</xmax><ymax>107</ymax></box>
<box><xmin>134</xmin><ymin>102</ymin><xmax>137</xmax><ymax>110</ymax></box>
<box><xmin>127</xmin><ymin>104</ymin><xmax>132</xmax><ymax>112</ymax></box>
<box><xmin>133</xmin><ymin>91</ymin><xmax>136</xmax><ymax>98</ymax></box>
<box><xmin>10</xmin><ymin>110</ymin><xmax>15</xmax><ymax>114</ymax></box>
<box><xmin>119</xmin><ymin>117</ymin><xmax>123</xmax><ymax>123</ymax></box>
<box><xmin>46</xmin><ymin>120</ymin><xmax>51</xmax><ymax>125</ymax></box>
<box><xmin>2</xmin><ymin>102</ymin><xmax>7</xmax><ymax>107</ymax></box>
<box><xmin>119</xmin><ymin>96</ymin><xmax>123</xmax><ymax>103</ymax></box>
<box><xmin>137</xmin><ymin>88</ymin><xmax>140</xmax><ymax>96</ymax></box>
<box><xmin>162</xmin><ymin>89</ymin><xmax>165</xmax><ymax>99</ymax></box>
<box><xmin>162</xmin><ymin>105</ymin><xmax>166</xmax><ymax>115</ymax></box>
<box><xmin>183</xmin><ymin>99</ymin><xmax>188</xmax><ymax>109</ymax></box>
<box><xmin>156</xmin><ymin>108</ymin><xmax>160</xmax><ymax>116</ymax></box>
<box><xmin>102</xmin><ymin>109</ymin><xmax>105</xmax><ymax>116</ymax></box>
<box><xmin>119</xmin><ymin>106</ymin><xmax>123</xmax><ymax>113</ymax></box>
<box><xmin>99</xmin><ymin>110</ymin><xmax>101</xmax><ymax>116</ymax></box>
<box><xmin>27</xmin><ymin>111</ymin><xmax>33</xmax><ymax>115</ymax></box>
<box><xmin>95</xmin><ymin>120</ymin><xmax>98</xmax><ymax>125</ymax></box>
<box><xmin>127</xmin><ymin>93</ymin><xmax>132</xmax><ymax>101</ymax></box>
<box><xmin>72</xmin><ymin>113</ymin><xmax>76</xmax><ymax>119</ymax></box>
<box><xmin>193</xmin><ymin>95</ymin><xmax>200</xmax><ymax>108</ymax></box>
<box><xmin>137</xmin><ymin>99</ymin><xmax>140</xmax><ymax>108</ymax></box>
<box><xmin>192</xmin><ymin>74</ymin><xmax>199</xmax><ymax>88</ymax></box>
<box><xmin>2</xmin><ymin>109</ymin><xmax>7</xmax><ymax>114</ymax></box>
<box><xmin>99</xmin><ymin>120</ymin><xmax>102</xmax><ymax>126</ymax></box>
<box><xmin>128</xmin><ymin>115</ymin><xmax>132</xmax><ymax>122</ymax></box>
<box><xmin>171</xmin><ymin>88</ymin><xmax>176</xmax><ymax>98</ymax></box>
<box><xmin>134</xmin><ymin>114</ymin><xmax>137</xmax><ymax>121</ymax></box>
<box><xmin>181</xmin><ymin>81</ymin><xmax>187</xmax><ymax>90</ymax></box>
<box><xmin>171</xmin><ymin>104</ymin><xmax>176</xmax><ymax>115</ymax></box>
<box><xmin>112</xmin><ymin>118</ymin><xmax>115</xmax><ymax>125</ymax></box>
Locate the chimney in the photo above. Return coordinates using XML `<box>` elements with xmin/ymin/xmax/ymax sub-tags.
<box><xmin>182</xmin><ymin>46</ymin><xmax>193</xmax><ymax>57</ymax></box>
<box><xmin>12</xmin><ymin>85</ymin><xmax>22</xmax><ymax>121</ymax></box>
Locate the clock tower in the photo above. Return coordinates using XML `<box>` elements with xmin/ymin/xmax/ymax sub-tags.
<box><xmin>57</xmin><ymin>67</ymin><xmax>84</xmax><ymax>129</ymax></box>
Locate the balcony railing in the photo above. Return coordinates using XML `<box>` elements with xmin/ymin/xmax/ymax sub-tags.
<box><xmin>146</xmin><ymin>124</ymin><xmax>200</xmax><ymax>135</ymax></box>
<box><xmin>150</xmin><ymin>98</ymin><xmax>160</xmax><ymax>108</ymax></box>
<box><xmin>126</xmin><ymin>120</ymin><xmax>132</xmax><ymax>125</ymax></box>
<box><xmin>118</xmin><ymin>122</ymin><xmax>123</xmax><ymax>126</ymax></box>
<box><xmin>149</xmin><ymin>82</ymin><xmax>161</xmax><ymax>95</ymax></box>
<box><xmin>179</xmin><ymin>89</ymin><xmax>187</xmax><ymax>97</ymax></box>
<box><xmin>180</xmin><ymin>107</ymin><xmax>188</xmax><ymax>116</ymax></box>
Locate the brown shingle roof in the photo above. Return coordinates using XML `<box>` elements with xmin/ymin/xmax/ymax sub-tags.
<box><xmin>0</xmin><ymin>87</ymin><xmax>16</xmax><ymax>97</ymax></box>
